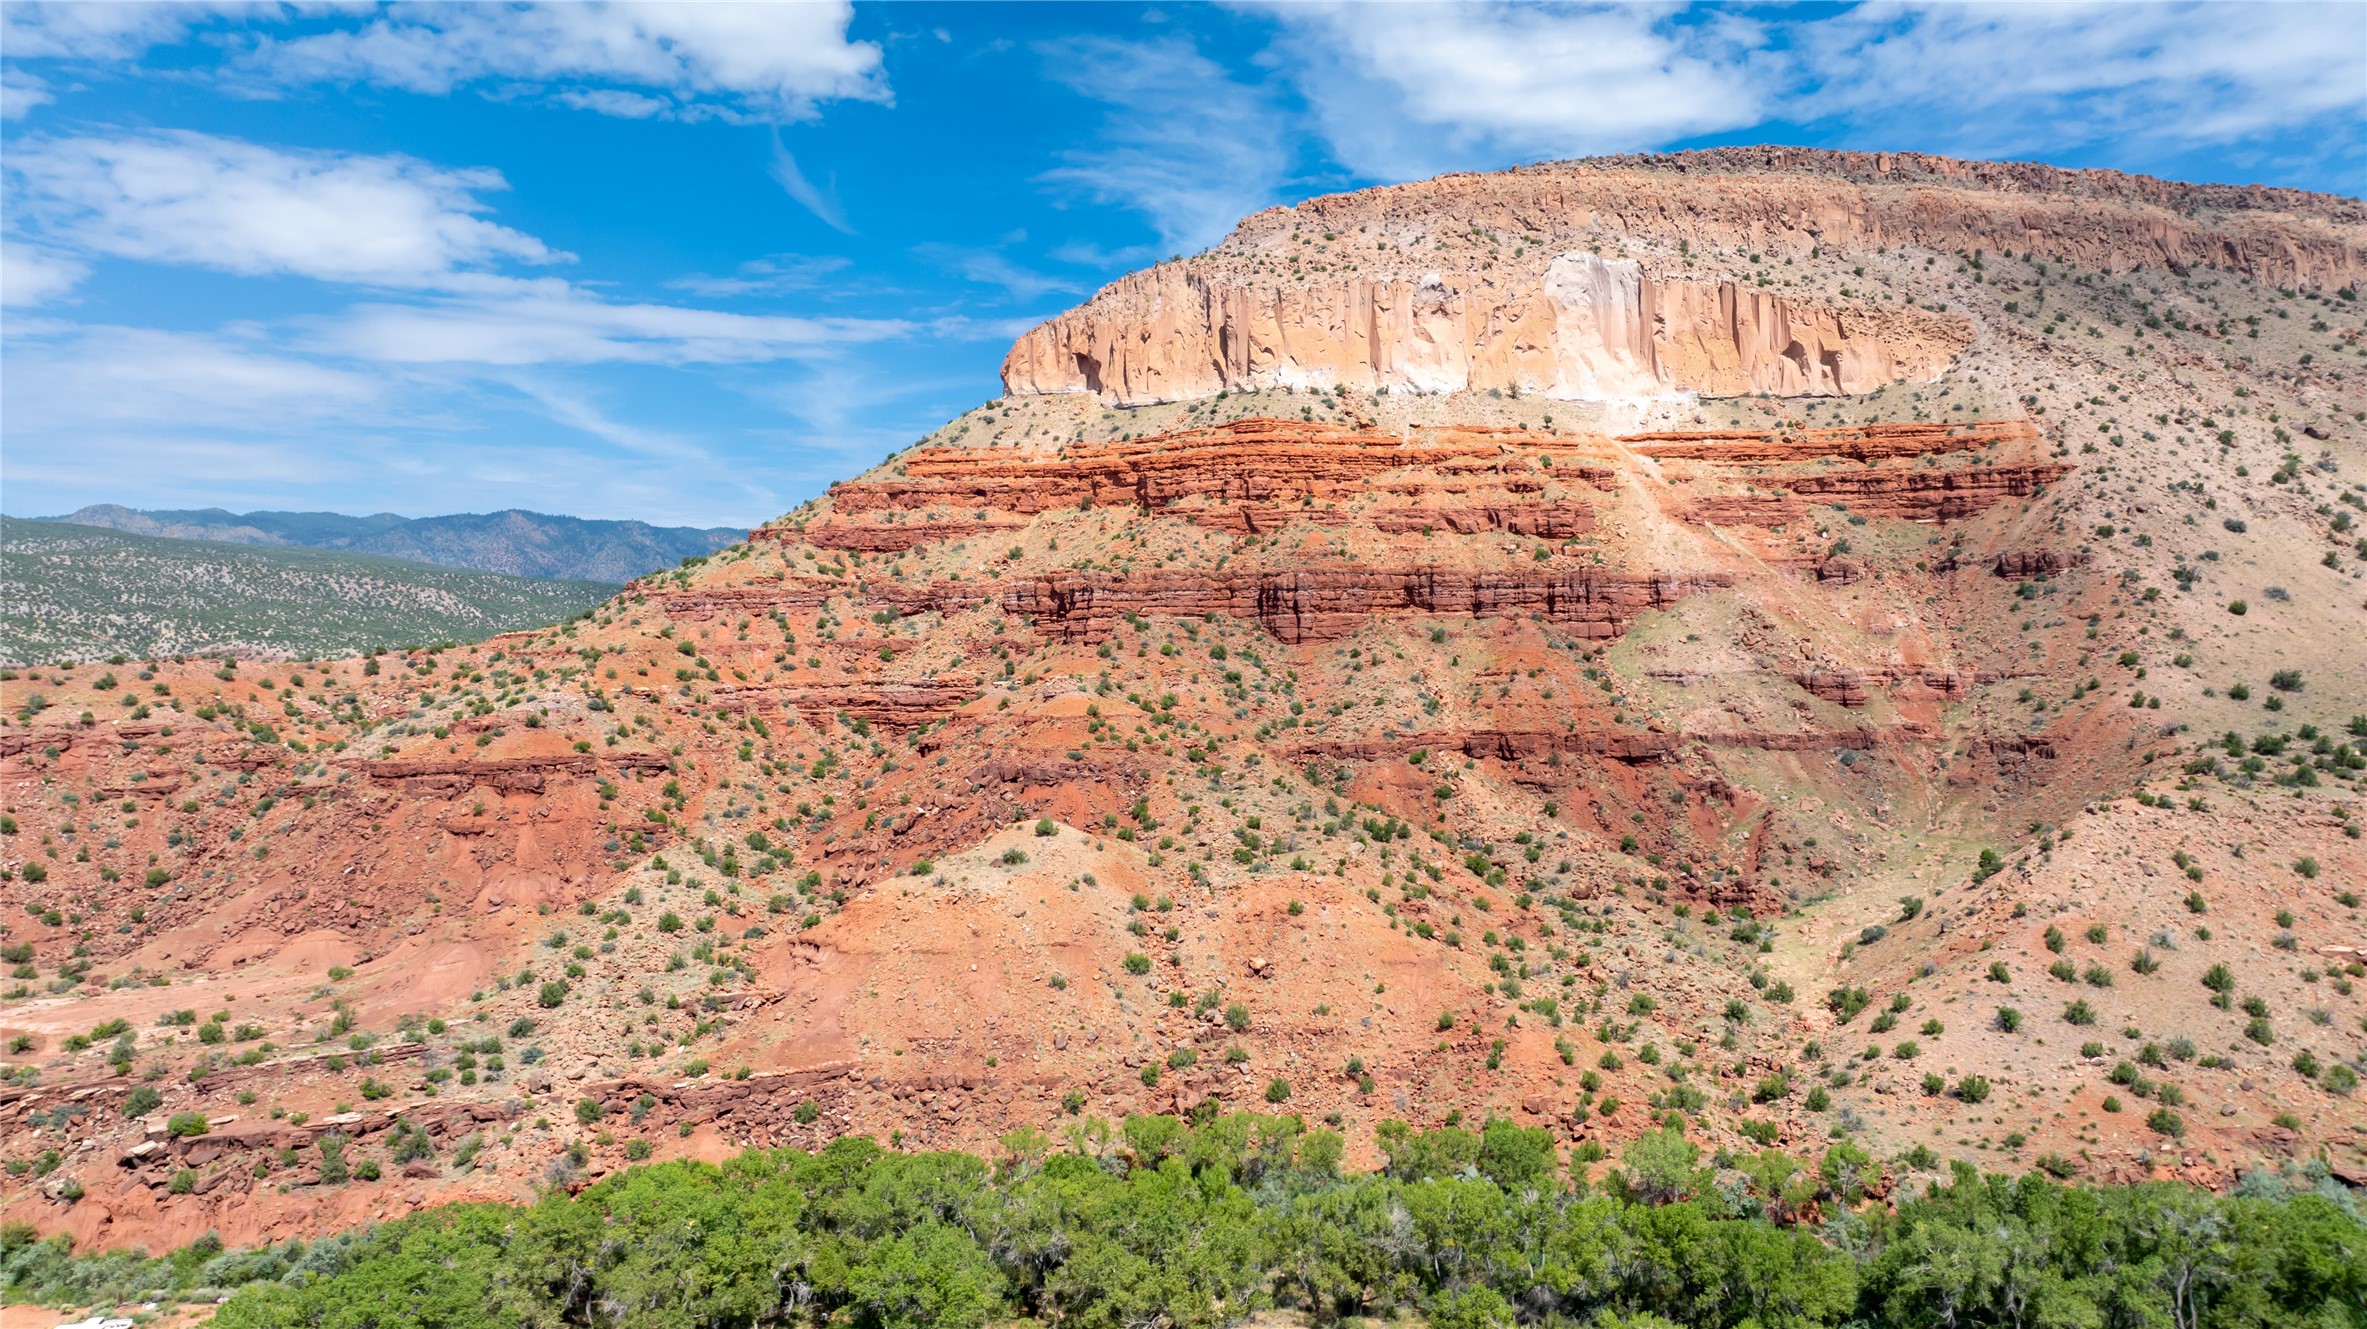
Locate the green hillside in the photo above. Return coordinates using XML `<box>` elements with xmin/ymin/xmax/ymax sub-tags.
<box><xmin>0</xmin><ymin>518</ymin><xmax>617</xmax><ymax>664</ymax></box>
<box><xmin>43</xmin><ymin>504</ymin><xmax>742</xmax><ymax>582</ymax></box>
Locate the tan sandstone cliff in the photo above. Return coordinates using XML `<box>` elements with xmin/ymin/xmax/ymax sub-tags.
<box><xmin>1003</xmin><ymin>147</ymin><xmax>2367</xmax><ymax>407</ymax></box>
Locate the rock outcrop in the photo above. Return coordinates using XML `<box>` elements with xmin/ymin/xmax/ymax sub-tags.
<box><xmin>1008</xmin><ymin>567</ymin><xmax>1734</xmax><ymax>645</ymax></box>
<box><xmin>1004</xmin><ymin>253</ymin><xmax>1966</xmax><ymax>406</ymax></box>
<box><xmin>1001</xmin><ymin>149</ymin><xmax>2365</xmax><ymax>408</ymax></box>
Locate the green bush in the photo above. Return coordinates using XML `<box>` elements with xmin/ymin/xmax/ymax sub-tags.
<box><xmin>0</xmin><ymin>1112</ymin><xmax>2346</xmax><ymax>1329</ymax></box>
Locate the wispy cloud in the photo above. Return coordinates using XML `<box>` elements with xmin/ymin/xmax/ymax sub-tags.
<box><xmin>666</xmin><ymin>252</ymin><xmax>852</xmax><ymax>299</ymax></box>
<box><xmin>304</xmin><ymin>290</ymin><xmax>912</xmax><ymax>367</ymax></box>
<box><xmin>2</xmin><ymin>322</ymin><xmax>392</xmax><ymax>432</ymax></box>
<box><xmin>0</xmin><ymin>1</ymin><xmax>233</xmax><ymax>62</ymax></box>
<box><xmin>1</xmin><ymin>67</ymin><xmax>52</xmax><ymax>120</ymax></box>
<box><xmin>0</xmin><ymin>319</ymin><xmax>868</xmax><ymax>526</ymax></box>
<box><xmin>912</xmin><ymin>241</ymin><xmax>1082</xmax><ymax>302</ymax></box>
<box><xmin>500</xmin><ymin>373</ymin><xmax>709</xmax><ymax>463</ymax></box>
<box><xmin>1791</xmin><ymin>2</ymin><xmax>2367</xmax><ymax>157</ymax></box>
<box><xmin>551</xmin><ymin>88</ymin><xmax>671</xmax><ymax>120</ymax></box>
<box><xmin>1036</xmin><ymin>36</ymin><xmax>1295</xmax><ymax>252</ymax></box>
<box><xmin>768</xmin><ymin>131</ymin><xmax>854</xmax><ymax>232</ymax></box>
<box><xmin>1248</xmin><ymin>2</ymin><xmax>2363</xmax><ymax>184</ymax></box>
<box><xmin>1049</xmin><ymin>240</ymin><xmax>1162</xmax><ymax>270</ymax></box>
<box><xmin>0</xmin><ymin>240</ymin><xmax>88</xmax><ymax>306</ymax></box>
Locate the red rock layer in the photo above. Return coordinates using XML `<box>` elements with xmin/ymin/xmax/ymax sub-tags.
<box><xmin>1687</xmin><ymin>463</ymin><xmax>2070</xmax><ymax>525</ymax></box>
<box><xmin>1625</xmin><ymin>419</ymin><xmax>2040</xmax><ymax>462</ymax></box>
<box><xmin>827</xmin><ymin>421</ymin><xmax>1501</xmax><ymax>517</ymax></box>
<box><xmin>1007</xmin><ymin>567</ymin><xmax>1733</xmax><ymax>644</ymax></box>
<box><xmin>1768</xmin><ymin>462</ymin><xmax>2070</xmax><ymax>520</ymax></box>
<box><xmin>1280</xmin><ymin>727</ymin><xmax>1680</xmax><ymax>765</ymax></box>
<box><xmin>712</xmin><ymin>678</ymin><xmax>983</xmax><ymax>731</ymax></box>
<box><xmin>771</xmin><ymin>417</ymin><xmax>2052</xmax><ymax>553</ymax></box>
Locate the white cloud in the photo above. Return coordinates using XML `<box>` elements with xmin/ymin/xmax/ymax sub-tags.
<box><xmin>304</xmin><ymin>289</ymin><xmax>910</xmax><ymax>366</ymax></box>
<box><xmin>1036</xmin><ymin>36</ymin><xmax>1295</xmax><ymax>251</ymax></box>
<box><xmin>501</xmin><ymin>373</ymin><xmax>709</xmax><ymax>462</ymax></box>
<box><xmin>666</xmin><ymin>252</ymin><xmax>852</xmax><ymax>298</ymax></box>
<box><xmin>6</xmin><ymin>130</ymin><xmax>561</xmax><ymax>288</ymax></box>
<box><xmin>911</xmin><ymin>242</ymin><xmax>1082</xmax><ymax>303</ymax></box>
<box><xmin>0</xmin><ymin>2</ymin><xmax>231</xmax><ymax>62</ymax></box>
<box><xmin>1244</xmin><ymin>2</ymin><xmax>2363</xmax><ymax>185</ymax></box>
<box><xmin>2</xmin><ymin>322</ymin><xmax>389</xmax><ymax>432</ymax></box>
<box><xmin>551</xmin><ymin>87</ymin><xmax>671</xmax><ymax>119</ymax></box>
<box><xmin>1048</xmin><ymin>240</ymin><xmax>1161</xmax><ymax>270</ymax></box>
<box><xmin>0</xmin><ymin>241</ymin><xmax>88</xmax><ymax>306</ymax></box>
<box><xmin>768</xmin><ymin>132</ymin><xmax>854</xmax><ymax>232</ymax></box>
<box><xmin>236</xmin><ymin>1</ymin><xmax>888</xmax><ymax>122</ymax></box>
<box><xmin>1</xmin><ymin>67</ymin><xmax>53</xmax><ymax>119</ymax></box>
<box><xmin>0</xmin><ymin>321</ymin><xmax>824</xmax><ymax>525</ymax></box>
<box><xmin>1260</xmin><ymin>3</ymin><xmax>1763</xmax><ymax>181</ymax></box>
<box><xmin>1794</xmin><ymin>2</ymin><xmax>2367</xmax><ymax>153</ymax></box>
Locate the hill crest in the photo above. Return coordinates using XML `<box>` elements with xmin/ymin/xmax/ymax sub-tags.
<box><xmin>36</xmin><ymin>504</ymin><xmax>742</xmax><ymax>584</ymax></box>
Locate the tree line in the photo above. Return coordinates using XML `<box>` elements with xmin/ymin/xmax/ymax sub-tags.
<box><xmin>5</xmin><ymin>1113</ymin><xmax>2361</xmax><ymax>1328</ymax></box>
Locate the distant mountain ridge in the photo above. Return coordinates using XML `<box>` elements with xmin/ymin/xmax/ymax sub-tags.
<box><xmin>1</xmin><ymin>517</ymin><xmax>615</xmax><ymax>664</ymax></box>
<box><xmin>38</xmin><ymin>504</ymin><xmax>743</xmax><ymax>583</ymax></box>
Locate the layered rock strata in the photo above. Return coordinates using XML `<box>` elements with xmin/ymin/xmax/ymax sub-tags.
<box><xmin>1003</xmin><ymin>148</ymin><xmax>2364</xmax><ymax>407</ymax></box>
<box><xmin>1004</xmin><ymin>253</ymin><xmax>1965</xmax><ymax>405</ymax></box>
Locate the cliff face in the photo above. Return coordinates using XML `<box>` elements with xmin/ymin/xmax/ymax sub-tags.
<box><xmin>1001</xmin><ymin>253</ymin><xmax>1966</xmax><ymax>405</ymax></box>
<box><xmin>1003</xmin><ymin>147</ymin><xmax>2367</xmax><ymax>407</ymax></box>
<box><xmin>10</xmin><ymin>148</ymin><xmax>2367</xmax><ymax>1254</ymax></box>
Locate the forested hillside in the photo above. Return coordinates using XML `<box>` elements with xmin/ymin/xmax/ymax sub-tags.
<box><xmin>1</xmin><ymin>519</ymin><xmax>614</xmax><ymax>663</ymax></box>
<box><xmin>40</xmin><ymin>506</ymin><xmax>741</xmax><ymax>583</ymax></box>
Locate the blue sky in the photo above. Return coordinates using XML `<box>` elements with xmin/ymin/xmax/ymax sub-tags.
<box><xmin>3</xmin><ymin>2</ymin><xmax>2360</xmax><ymax>529</ymax></box>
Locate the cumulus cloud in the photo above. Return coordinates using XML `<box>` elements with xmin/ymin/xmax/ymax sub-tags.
<box><xmin>5</xmin><ymin>130</ymin><xmax>561</xmax><ymax>288</ymax></box>
<box><xmin>1036</xmin><ymin>36</ymin><xmax>1297</xmax><ymax>251</ymax></box>
<box><xmin>1260</xmin><ymin>2</ymin><xmax>1763</xmax><ymax>181</ymax></box>
<box><xmin>234</xmin><ymin>1</ymin><xmax>888</xmax><ymax>122</ymax></box>
<box><xmin>2</xmin><ymin>126</ymin><xmax>918</xmax><ymax>379</ymax></box>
